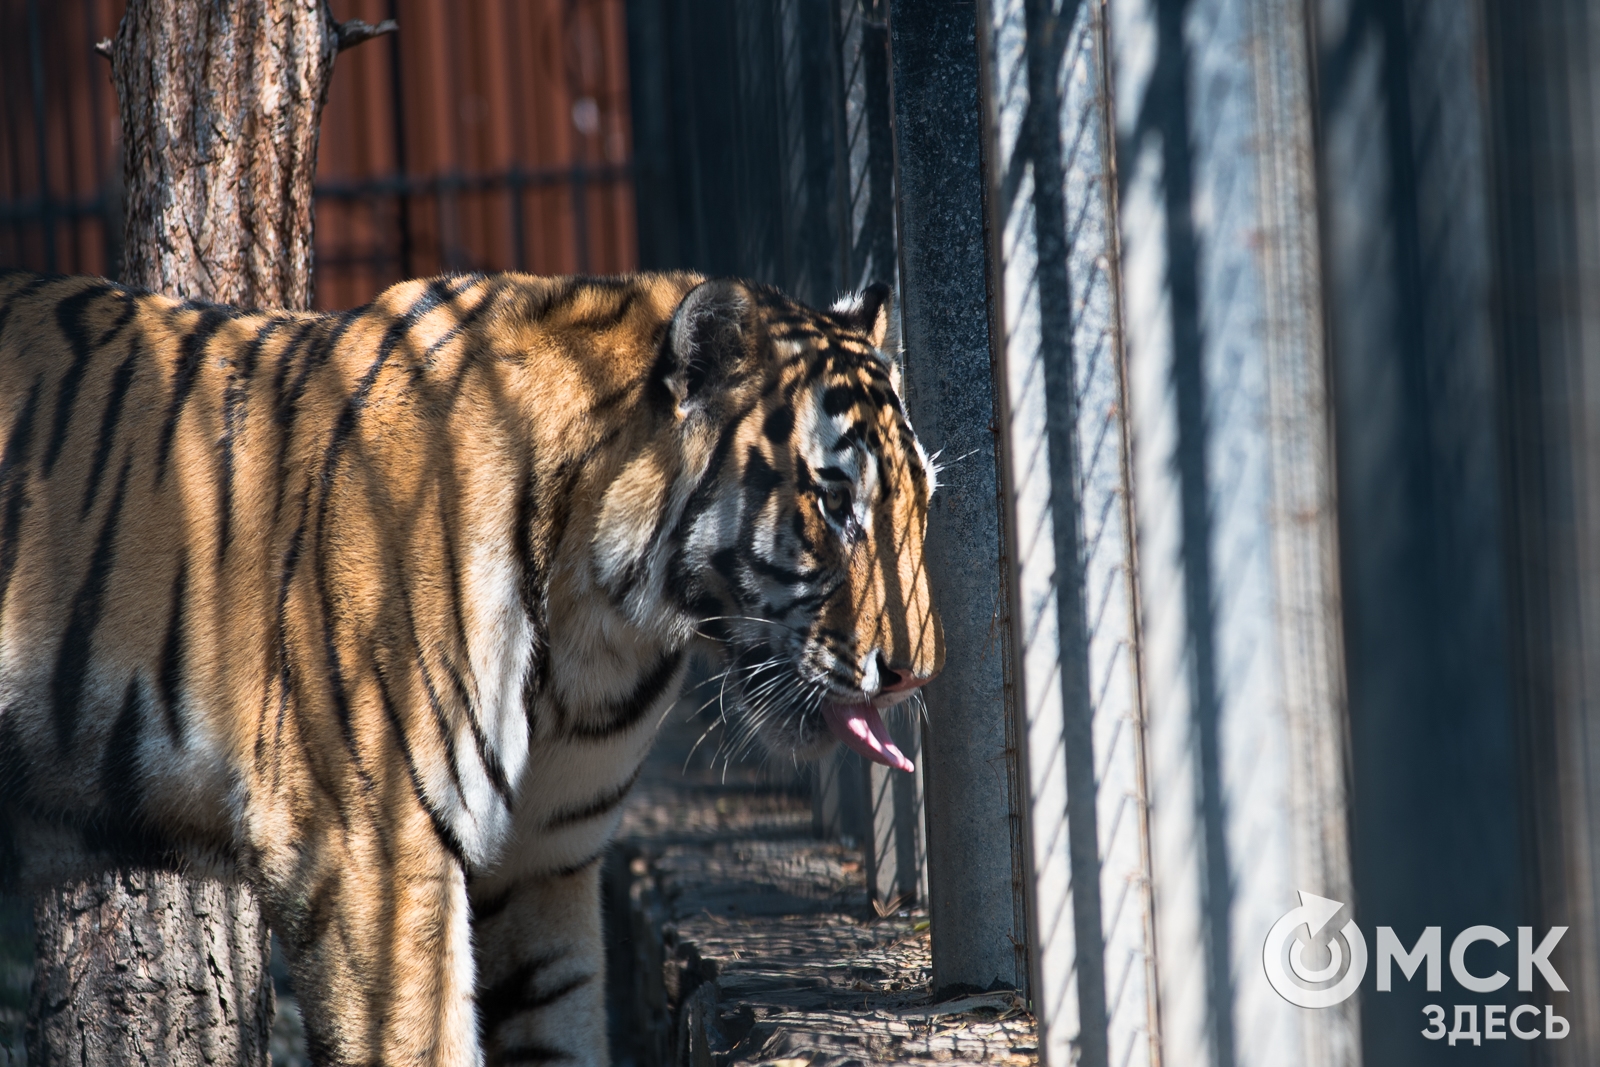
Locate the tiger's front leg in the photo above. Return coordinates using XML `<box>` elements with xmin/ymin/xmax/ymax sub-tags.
<box><xmin>257</xmin><ymin>812</ymin><xmax>481</xmax><ymax>1067</ymax></box>
<box><xmin>470</xmin><ymin>864</ymin><xmax>609</xmax><ymax>1067</ymax></box>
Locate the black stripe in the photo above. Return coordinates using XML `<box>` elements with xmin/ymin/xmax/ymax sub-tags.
<box><xmin>790</xmin><ymin>507</ymin><xmax>815</xmax><ymax>554</ymax></box>
<box><xmin>302</xmin><ymin>870</ymin><xmax>343</xmax><ymax>951</ymax></box>
<box><xmin>814</xmin><ymin>465</ymin><xmax>851</xmax><ymax>483</ymax></box>
<box><xmin>267</xmin><ymin>316</ymin><xmax>323</xmax><ymax>427</ymax></box>
<box><xmin>271</xmin><ymin>513</ymin><xmax>369</xmax><ymax>843</ymax></box>
<box><xmin>821</xmin><ymin>383</ymin><xmax>861</xmax><ymax>417</ymax></box>
<box><xmin>400</xmin><ymin>587</ymin><xmax>471</xmax><ymax>805</ymax></box>
<box><xmin>574</xmin><ymin>285</ymin><xmax>642</xmax><ymax>333</ymax></box>
<box><xmin>44</xmin><ymin>284</ymin><xmax>116</xmax><ymax>475</ymax></box>
<box><xmin>660</xmin><ymin>407</ymin><xmax>755</xmax><ymax>598</ymax></box>
<box><xmin>156</xmin><ymin>307</ymin><xmax>231</xmax><ymax>482</ymax></box>
<box><xmin>0</xmin><ymin>379</ymin><xmax>43</xmax><ymax>625</ymax></box>
<box><xmin>0</xmin><ymin>274</ymin><xmax>52</xmax><ymax>341</ymax></box>
<box><xmin>51</xmin><ymin>458</ymin><xmax>132</xmax><ymax>748</ymax></box>
<box><xmin>439</xmin><ymin>518</ymin><xmax>513</xmax><ymax>806</ymax></box>
<box><xmin>100</xmin><ymin>678</ymin><xmax>144</xmax><ymax>816</ymax></box>
<box><xmin>478</xmin><ymin>952</ymin><xmax>585</xmax><ymax>1035</ymax></box>
<box><xmin>522</xmin><ymin>974</ymin><xmax>593</xmax><ymax>1012</ymax></box>
<box><xmin>156</xmin><ymin>556</ymin><xmax>188</xmax><ymax>745</ymax></box>
<box><xmin>451</xmin><ymin>654</ymin><xmax>514</xmax><ymax>806</ymax></box>
<box><xmin>477</xmin><ymin>945</ymin><xmax>571</xmax><ymax>1010</ymax></box>
<box><xmin>271</xmin><ymin>315</ymin><xmax>352</xmax><ymax>522</ymax></box>
<box><xmin>274</xmin><ymin>314</ymin><xmax>349</xmax><ymax>428</ymax></box>
<box><xmin>762</xmin><ymin>582</ymin><xmax>839</xmax><ymax>619</ymax></box>
<box><xmin>470</xmin><ymin>886</ymin><xmax>514</xmax><ymax>925</ymax></box>
<box><xmin>513</xmin><ymin>469</ymin><xmax>548</xmax><ymax>629</ymax></box>
<box><xmin>708</xmin><ymin>547</ymin><xmax>740</xmax><ymax>582</ymax></box>
<box><xmin>371</xmin><ymin>652</ymin><xmax>470</xmax><ymax>870</ymax></box>
<box><xmin>548</xmin><ymin>848</ymin><xmax>607</xmax><ymax>878</ymax></box>
<box><xmin>94</xmin><ymin>291</ymin><xmax>138</xmax><ymax>347</ymax></box>
<box><xmin>761</xmin><ymin>402</ymin><xmax>794</xmax><ymax>442</ymax></box>
<box><xmin>0</xmin><ymin>714</ymin><xmax>31</xmax><ymax>808</ymax></box>
<box><xmin>742</xmin><ymin>445</ymin><xmax>783</xmax><ymax>511</ymax></box>
<box><xmin>736</xmin><ymin>547</ymin><xmax>823</xmax><ymax>588</ymax></box>
<box><xmin>566</xmin><ymin>651</ymin><xmax>684</xmax><ymax>741</ymax></box>
<box><xmin>218</xmin><ymin>319</ymin><xmax>284</xmax><ymax>559</ymax></box>
<box><xmin>543</xmin><ymin>761</ymin><xmax>645</xmax><ymax>830</ymax></box>
<box><xmin>82</xmin><ymin>351</ymin><xmax>138</xmax><ymax>516</ymax></box>
<box><xmin>306</xmin><ymin>282</ymin><xmax>472</xmax><ymax>761</ymax></box>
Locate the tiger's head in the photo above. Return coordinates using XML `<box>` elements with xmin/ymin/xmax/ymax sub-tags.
<box><xmin>597</xmin><ymin>277</ymin><xmax>944</xmax><ymax>771</ymax></box>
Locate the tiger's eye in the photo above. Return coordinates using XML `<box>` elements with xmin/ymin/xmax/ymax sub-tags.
<box><xmin>822</xmin><ymin>485</ymin><xmax>851</xmax><ymax>521</ymax></box>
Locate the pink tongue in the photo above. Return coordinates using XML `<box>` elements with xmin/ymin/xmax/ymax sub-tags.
<box><xmin>822</xmin><ymin>702</ymin><xmax>915</xmax><ymax>773</ymax></box>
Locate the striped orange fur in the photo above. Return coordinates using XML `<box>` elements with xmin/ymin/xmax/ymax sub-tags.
<box><xmin>0</xmin><ymin>269</ymin><xmax>942</xmax><ymax>1066</ymax></box>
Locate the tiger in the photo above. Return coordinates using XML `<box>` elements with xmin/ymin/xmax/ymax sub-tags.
<box><xmin>0</xmin><ymin>268</ymin><xmax>944</xmax><ymax>1067</ymax></box>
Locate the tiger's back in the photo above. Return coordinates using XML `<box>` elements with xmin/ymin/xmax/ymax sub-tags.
<box><xmin>0</xmin><ymin>268</ymin><xmax>684</xmax><ymax>858</ymax></box>
<box><xmin>0</xmin><ymin>267</ymin><xmax>943</xmax><ymax>1067</ymax></box>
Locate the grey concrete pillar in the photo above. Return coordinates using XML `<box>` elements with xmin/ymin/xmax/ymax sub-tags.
<box><xmin>887</xmin><ymin>0</ymin><xmax>1031</xmax><ymax>996</ymax></box>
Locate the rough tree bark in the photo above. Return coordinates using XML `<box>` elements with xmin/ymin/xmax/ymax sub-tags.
<box><xmin>25</xmin><ymin>3</ymin><xmax>385</xmax><ymax>1066</ymax></box>
<box><xmin>113</xmin><ymin>0</ymin><xmax>340</xmax><ymax>307</ymax></box>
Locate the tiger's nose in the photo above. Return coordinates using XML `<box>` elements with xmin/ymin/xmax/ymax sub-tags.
<box><xmin>876</xmin><ymin>653</ymin><xmax>938</xmax><ymax>693</ymax></box>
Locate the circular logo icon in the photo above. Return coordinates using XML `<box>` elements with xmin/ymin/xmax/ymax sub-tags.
<box><xmin>1263</xmin><ymin>891</ymin><xmax>1367</xmax><ymax>1008</ymax></box>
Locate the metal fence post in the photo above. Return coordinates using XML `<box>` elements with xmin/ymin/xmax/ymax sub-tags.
<box><xmin>886</xmin><ymin>0</ymin><xmax>1032</xmax><ymax>996</ymax></box>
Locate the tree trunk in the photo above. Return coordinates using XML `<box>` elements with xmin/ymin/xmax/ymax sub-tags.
<box><xmin>113</xmin><ymin>0</ymin><xmax>339</xmax><ymax>309</ymax></box>
<box><xmin>28</xmin><ymin>877</ymin><xmax>274</xmax><ymax>1067</ymax></box>
<box><xmin>27</xmin><ymin>3</ymin><xmax>340</xmax><ymax>1067</ymax></box>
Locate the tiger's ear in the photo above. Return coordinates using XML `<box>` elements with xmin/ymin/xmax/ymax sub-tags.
<box><xmin>663</xmin><ymin>279</ymin><xmax>752</xmax><ymax>415</ymax></box>
<box><xmin>831</xmin><ymin>283</ymin><xmax>895</xmax><ymax>351</ymax></box>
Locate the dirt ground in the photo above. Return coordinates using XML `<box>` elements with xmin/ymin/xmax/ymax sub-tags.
<box><xmin>607</xmin><ymin>685</ymin><xmax>1039</xmax><ymax>1067</ymax></box>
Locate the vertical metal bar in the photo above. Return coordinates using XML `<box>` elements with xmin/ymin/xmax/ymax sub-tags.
<box><xmin>26</xmin><ymin>0</ymin><xmax>56</xmax><ymax>272</ymax></box>
<box><xmin>809</xmin><ymin>0</ymin><xmax>895</xmax><ymax>872</ymax></box>
<box><xmin>862</xmin><ymin>715</ymin><xmax>924</xmax><ymax>909</ymax></box>
<box><xmin>499</xmin><ymin>0</ymin><xmax>528</xmax><ymax>272</ymax></box>
<box><xmin>564</xmin><ymin>0</ymin><xmax>592</xmax><ymax>272</ymax></box>
<box><xmin>437</xmin><ymin>0</ymin><xmax>470</xmax><ymax>270</ymax></box>
<box><xmin>1246</xmin><ymin>0</ymin><xmax>1359</xmax><ymax>1062</ymax></box>
<box><xmin>54</xmin><ymin>0</ymin><xmax>83</xmax><ymax>271</ymax></box>
<box><xmin>772</xmin><ymin>0</ymin><xmax>803</xmax><ymax>297</ymax></box>
<box><xmin>509</xmin><ymin>176</ymin><xmax>526</xmax><ymax>272</ymax></box>
<box><xmin>621</xmin><ymin>0</ymin><xmax>679</xmax><ymax>269</ymax></box>
<box><xmin>836</xmin><ymin>0</ymin><xmax>925</xmax><ymax>908</ymax></box>
<box><xmin>2</xmin><ymin>3</ymin><xmax>27</xmax><ymax>264</ymax></box>
<box><xmin>811</xmin><ymin>748</ymin><xmax>870</xmax><ymax>846</ymax></box>
<box><xmin>1107</xmin><ymin>0</ymin><xmax>1227</xmax><ymax>1060</ymax></box>
<box><xmin>886</xmin><ymin>0</ymin><xmax>1030</xmax><ymax>997</ymax></box>
<box><xmin>386</xmin><ymin>0</ymin><xmax>414</xmax><ymax>278</ymax></box>
<box><xmin>81</xmin><ymin>0</ymin><xmax>112</xmax><ymax>275</ymax></box>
